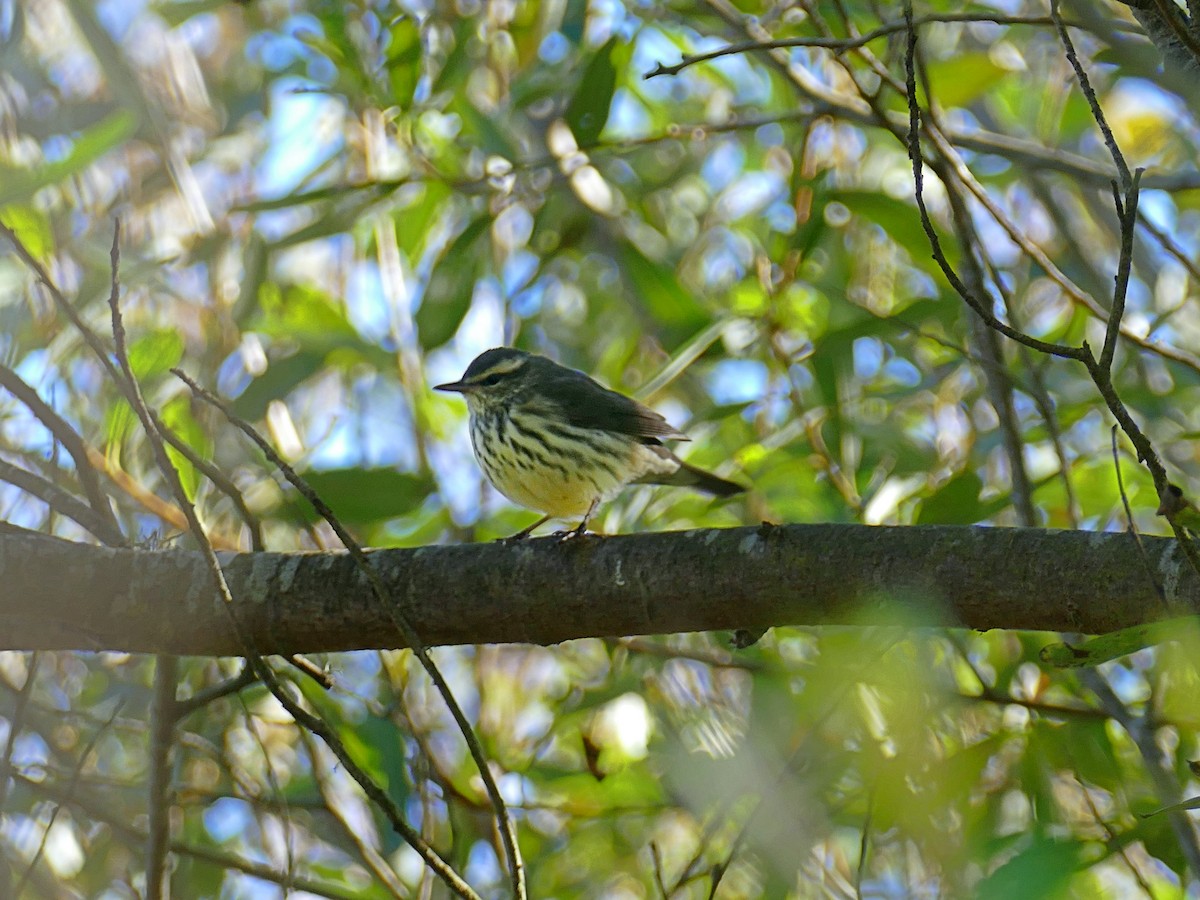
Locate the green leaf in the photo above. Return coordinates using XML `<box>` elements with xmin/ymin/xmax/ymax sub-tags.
<box><xmin>159</xmin><ymin>395</ymin><xmax>211</xmax><ymax>502</ymax></box>
<box><xmin>974</xmin><ymin>835</ymin><xmax>1083</xmax><ymax>900</ymax></box>
<box><xmin>105</xmin><ymin>398</ymin><xmax>138</xmax><ymax>449</ymax></box>
<box><xmin>357</xmin><ymin>716</ymin><xmax>413</xmax><ymax>802</ymax></box>
<box><xmin>393</xmin><ymin>182</ymin><xmax>451</xmax><ymax>259</ymax></box>
<box><xmin>924</xmin><ymin>52</ymin><xmax>1007</xmax><ymax>109</ymax></box>
<box><xmin>829</xmin><ymin>190</ymin><xmax>950</xmax><ymax>265</ymax></box>
<box><xmin>561</xmin><ymin>0</ymin><xmax>588</xmax><ymax>45</ymax></box>
<box><xmin>282</xmin><ymin>467</ymin><xmax>434</xmax><ymax>525</ymax></box>
<box><xmin>128</xmin><ymin>330</ymin><xmax>185</xmax><ymax>381</ymax></box>
<box><xmin>233</xmin><ymin>232</ymin><xmax>268</xmax><ymax>324</ymax></box>
<box><xmin>416</xmin><ymin>216</ymin><xmax>490</xmax><ymax>349</ymax></box>
<box><xmin>270</xmin><ymin>196</ymin><xmax>379</xmax><ymax>250</ymax></box>
<box><xmin>235</xmin><ymin>182</ymin><xmax>389</xmax><ymax>214</ymax></box>
<box><xmin>1039</xmin><ymin>618</ymin><xmax>1197</xmax><ymax>668</ymax></box>
<box><xmin>386</xmin><ymin>17</ymin><xmax>422</xmax><ymax>109</ymax></box>
<box><xmin>619</xmin><ymin>243</ymin><xmax>706</xmax><ymax>333</ymax></box>
<box><xmin>254</xmin><ymin>284</ymin><xmax>358</xmax><ymax>342</ymax></box>
<box><xmin>565</xmin><ymin>36</ymin><xmax>620</xmax><ymax>145</ymax></box>
<box><xmin>1139</xmin><ymin>795</ymin><xmax>1200</xmax><ymax>818</ymax></box>
<box><xmin>453</xmin><ymin>98</ymin><xmax>519</xmax><ymax>158</ymax></box>
<box><xmin>0</xmin><ymin>111</ymin><xmax>137</xmax><ymax>206</ymax></box>
<box><xmin>0</xmin><ymin>205</ymin><xmax>54</xmax><ymax>261</ymax></box>
<box><xmin>230</xmin><ymin>351</ymin><xmax>326</xmax><ymax>421</ymax></box>
<box><xmin>916</xmin><ymin>471</ymin><xmax>983</xmax><ymax>525</ymax></box>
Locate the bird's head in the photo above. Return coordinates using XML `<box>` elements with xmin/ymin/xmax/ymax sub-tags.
<box><xmin>434</xmin><ymin>347</ymin><xmax>536</xmax><ymax>414</ymax></box>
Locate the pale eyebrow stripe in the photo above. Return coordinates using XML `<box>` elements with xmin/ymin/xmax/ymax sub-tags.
<box><xmin>466</xmin><ymin>358</ymin><xmax>526</xmax><ymax>382</ymax></box>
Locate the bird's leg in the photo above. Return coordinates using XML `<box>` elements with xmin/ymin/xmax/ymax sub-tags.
<box><xmin>500</xmin><ymin>514</ymin><xmax>551</xmax><ymax>543</ymax></box>
<box><xmin>556</xmin><ymin>498</ymin><xmax>599</xmax><ymax>542</ymax></box>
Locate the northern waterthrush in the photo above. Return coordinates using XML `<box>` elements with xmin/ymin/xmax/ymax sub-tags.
<box><xmin>435</xmin><ymin>347</ymin><xmax>745</xmax><ymax>539</ymax></box>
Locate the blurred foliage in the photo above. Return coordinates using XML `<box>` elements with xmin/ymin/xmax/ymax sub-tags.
<box><xmin>2</xmin><ymin>0</ymin><xmax>1200</xmax><ymax>896</ymax></box>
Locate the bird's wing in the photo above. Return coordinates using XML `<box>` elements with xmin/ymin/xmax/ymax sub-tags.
<box><xmin>530</xmin><ymin>366</ymin><xmax>689</xmax><ymax>442</ymax></box>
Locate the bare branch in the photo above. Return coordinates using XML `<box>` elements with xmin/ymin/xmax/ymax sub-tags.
<box><xmin>145</xmin><ymin>655</ymin><xmax>178</xmax><ymax>900</ymax></box>
<box><xmin>1</xmin><ymin>525</ymin><xmax>1196</xmax><ymax>654</ymax></box>
<box><xmin>0</xmin><ymin>458</ymin><xmax>124</xmax><ymax>544</ymax></box>
<box><xmin>644</xmin><ymin>13</ymin><xmax>1100</xmax><ymax>80</ymax></box>
<box><xmin>173</xmin><ymin>368</ymin><xmax>526</xmax><ymax>899</ymax></box>
<box><xmin>99</xmin><ymin>227</ymin><xmax>479</xmax><ymax>898</ymax></box>
<box><xmin>12</xmin><ymin>697</ymin><xmax>125</xmax><ymax>896</ymax></box>
<box><xmin>900</xmin><ymin>5</ymin><xmax>1088</xmax><ymax>363</ymax></box>
<box><xmin>1053</xmin><ymin>0</ymin><xmax>1132</xmax><ymax>190</ymax></box>
<box><xmin>0</xmin><ymin>362</ymin><xmax>123</xmax><ymax>545</ymax></box>
<box><xmin>1101</xmin><ymin>171</ymin><xmax>1144</xmax><ymax>373</ymax></box>
<box><xmin>0</xmin><ymin>653</ymin><xmax>39</xmax><ymax>812</ymax></box>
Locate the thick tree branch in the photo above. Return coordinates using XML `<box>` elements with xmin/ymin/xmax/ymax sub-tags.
<box><xmin>0</xmin><ymin>525</ymin><xmax>1193</xmax><ymax>655</ymax></box>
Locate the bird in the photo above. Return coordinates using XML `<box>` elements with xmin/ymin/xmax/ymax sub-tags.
<box><xmin>435</xmin><ymin>347</ymin><xmax>745</xmax><ymax>540</ymax></box>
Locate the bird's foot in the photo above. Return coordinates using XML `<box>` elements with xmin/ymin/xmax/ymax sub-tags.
<box><xmin>553</xmin><ymin>500</ymin><xmax>600</xmax><ymax>543</ymax></box>
<box><xmin>552</xmin><ymin>519</ymin><xmax>597</xmax><ymax>543</ymax></box>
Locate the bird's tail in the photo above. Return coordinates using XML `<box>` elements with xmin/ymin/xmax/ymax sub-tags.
<box><xmin>643</xmin><ymin>452</ymin><xmax>746</xmax><ymax>497</ymax></box>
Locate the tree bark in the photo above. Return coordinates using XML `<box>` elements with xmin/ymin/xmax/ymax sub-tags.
<box><xmin>0</xmin><ymin>525</ymin><xmax>1191</xmax><ymax>655</ymax></box>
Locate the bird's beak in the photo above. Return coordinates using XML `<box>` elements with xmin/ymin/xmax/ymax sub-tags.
<box><xmin>434</xmin><ymin>379</ymin><xmax>470</xmax><ymax>393</ymax></box>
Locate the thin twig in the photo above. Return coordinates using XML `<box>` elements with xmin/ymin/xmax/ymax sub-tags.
<box><xmin>14</xmin><ymin>770</ymin><xmax>365</xmax><ymax>900</ymax></box>
<box><xmin>96</xmin><ymin>225</ymin><xmax>478</xmax><ymax>898</ymax></box>
<box><xmin>0</xmin><ymin>222</ymin><xmax>130</xmax><ymax>395</ymax></box>
<box><xmin>236</xmin><ymin>691</ymin><xmax>298</xmax><ymax>894</ymax></box>
<box><xmin>1111</xmin><ymin>425</ymin><xmax>1167</xmax><ymax>607</ymax></box>
<box><xmin>1051</xmin><ymin>0</ymin><xmax>1131</xmax><ymax>190</ymax></box>
<box><xmin>650</xmin><ymin>842</ymin><xmax>671</xmax><ymax>899</ymax></box>
<box><xmin>643</xmin><ymin>13</ymin><xmax>1098</xmax><ymax>79</ymax></box>
<box><xmin>172</xmin><ymin>663</ymin><xmax>258</xmax><ymax>719</ymax></box>
<box><xmin>13</xmin><ymin>698</ymin><xmax>126</xmax><ymax>897</ymax></box>
<box><xmin>1080</xmin><ymin>669</ymin><xmax>1200</xmax><ymax>873</ymax></box>
<box><xmin>301</xmin><ymin>730</ymin><xmax>409</xmax><ymax>899</ymax></box>
<box><xmin>149</xmin><ymin>407</ymin><xmax>266</xmax><ymax>551</ymax></box>
<box><xmin>0</xmin><ymin>652</ymin><xmax>39</xmax><ymax>812</ymax></box>
<box><xmin>1149</xmin><ymin>0</ymin><xmax>1200</xmax><ymax>67</ymax></box>
<box><xmin>1100</xmin><ymin>171</ymin><xmax>1144</xmax><ymax>373</ymax></box>
<box><xmin>172</xmin><ymin>368</ymin><xmax>526</xmax><ymax>899</ymax></box>
<box><xmin>900</xmin><ymin>7</ymin><xmax>1086</xmax><ymax>362</ymax></box>
<box><xmin>0</xmin><ymin>458</ymin><xmax>124</xmax><ymax>543</ymax></box>
<box><xmin>0</xmin><ymin>225</ymin><xmax>255</xmax><ymax>549</ymax></box>
<box><xmin>145</xmin><ymin>655</ymin><xmax>178</xmax><ymax>900</ymax></box>
<box><xmin>856</xmin><ymin>790</ymin><xmax>873</xmax><ymax>900</ymax></box>
<box><xmin>1073</xmin><ymin>771</ymin><xmax>1158</xmax><ymax>896</ymax></box>
<box><xmin>0</xmin><ymin>362</ymin><xmax>123</xmax><ymax>544</ymax></box>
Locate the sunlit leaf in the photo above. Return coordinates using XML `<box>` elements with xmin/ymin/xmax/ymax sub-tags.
<box><xmin>416</xmin><ymin>216</ymin><xmax>489</xmax><ymax>349</ymax></box>
<box><xmin>159</xmin><ymin>394</ymin><xmax>211</xmax><ymax>502</ymax></box>
<box><xmin>128</xmin><ymin>330</ymin><xmax>185</xmax><ymax>381</ymax></box>
<box><xmin>566</xmin><ymin>36</ymin><xmax>620</xmax><ymax>146</ymax></box>
<box><xmin>924</xmin><ymin>52</ymin><xmax>1007</xmax><ymax>109</ymax></box>
<box><xmin>230</xmin><ymin>351</ymin><xmax>325</xmax><ymax>420</ymax></box>
<box><xmin>0</xmin><ymin>111</ymin><xmax>137</xmax><ymax>207</ymax></box>
<box><xmin>915</xmin><ymin>471</ymin><xmax>983</xmax><ymax>525</ymax></box>
<box><xmin>281</xmin><ymin>467</ymin><xmax>434</xmax><ymax>525</ymax></box>
<box><xmin>1039</xmin><ymin>619</ymin><xmax>1194</xmax><ymax>668</ymax></box>
<box><xmin>386</xmin><ymin>17</ymin><xmax>422</xmax><ymax>110</ymax></box>
<box><xmin>0</xmin><ymin>204</ymin><xmax>53</xmax><ymax>261</ymax></box>
<box><xmin>973</xmin><ymin>835</ymin><xmax>1084</xmax><ymax>900</ymax></box>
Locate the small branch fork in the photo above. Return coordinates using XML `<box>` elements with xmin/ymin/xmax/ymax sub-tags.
<box><xmin>171</xmin><ymin>368</ymin><xmax>526</xmax><ymax>900</ymax></box>
<box><xmin>641</xmin><ymin>13</ymin><xmax>1098</xmax><ymax>80</ymax></box>
<box><xmin>102</xmin><ymin>238</ymin><xmax>505</xmax><ymax>895</ymax></box>
<box><xmin>897</xmin><ymin>2</ymin><xmax>1200</xmax><ymax>575</ymax></box>
<box><xmin>642</xmin><ymin>4</ymin><xmax>1198</xmax><ymax>565</ymax></box>
<box><xmin>0</xmin><ymin>219</ymin><xmax>506</xmax><ymax>898</ymax></box>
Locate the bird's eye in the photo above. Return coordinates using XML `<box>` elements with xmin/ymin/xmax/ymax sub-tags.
<box><xmin>480</xmin><ymin>373</ymin><xmax>502</xmax><ymax>387</ymax></box>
